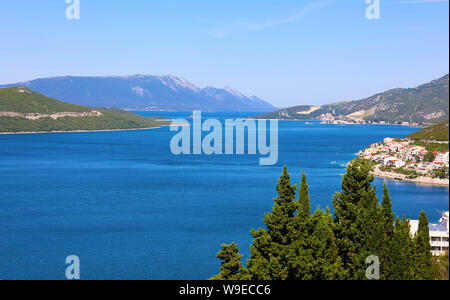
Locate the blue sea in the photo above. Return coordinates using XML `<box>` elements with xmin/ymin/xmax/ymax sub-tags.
<box><xmin>0</xmin><ymin>111</ymin><xmax>448</xmax><ymax>280</ymax></box>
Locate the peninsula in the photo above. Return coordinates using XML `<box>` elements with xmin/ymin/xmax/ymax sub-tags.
<box><xmin>250</xmin><ymin>74</ymin><xmax>449</xmax><ymax>126</ymax></box>
<box><xmin>357</xmin><ymin>121</ymin><xmax>449</xmax><ymax>186</ymax></box>
<box><xmin>0</xmin><ymin>86</ymin><xmax>164</xmax><ymax>134</ymax></box>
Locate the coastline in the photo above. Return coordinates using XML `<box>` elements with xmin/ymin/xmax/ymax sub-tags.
<box><xmin>0</xmin><ymin>126</ymin><xmax>162</xmax><ymax>135</ymax></box>
<box><xmin>245</xmin><ymin>119</ymin><xmax>422</xmax><ymax>128</ymax></box>
<box><xmin>371</xmin><ymin>165</ymin><xmax>449</xmax><ymax>187</ymax></box>
<box><xmin>0</xmin><ymin>122</ymin><xmax>190</xmax><ymax>135</ymax></box>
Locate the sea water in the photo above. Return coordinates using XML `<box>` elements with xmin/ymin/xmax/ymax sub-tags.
<box><xmin>0</xmin><ymin>111</ymin><xmax>448</xmax><ymax>279</ymax></box>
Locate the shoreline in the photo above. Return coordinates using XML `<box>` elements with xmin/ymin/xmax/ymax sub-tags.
<box><xmin>245</xmin><ymin>119</ymin><xmax>422</xmax><ymax>128</ymax></box>
<box><xmin>371</xmin><ymin>166</ymin><xmax>449</xmax><ymax>187</ymax></box>
<box><xmin>0</xmin><ymin>126</ymin><xmax>161</xmax><ymax>135</ymax></box>
<box><xmin>0</xmin><ymin>122</ymin><xmax>190</xmax><ymax>135</ymax></box>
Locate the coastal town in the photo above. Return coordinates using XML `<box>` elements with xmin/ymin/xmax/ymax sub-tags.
<box><xmin>358</xmin><ymin>137</ymin><xmax>449</xmax><ymax>186</ymax></box>
<box><xmin>318</xmin><ymin>113</ymin><xmax>423</xmax><ymax>127</ymax></box>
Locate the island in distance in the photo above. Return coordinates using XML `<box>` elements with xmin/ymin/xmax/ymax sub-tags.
<box><xmin>0</xmin><ymin>86</ymin><xmax>165</xmax><ymax>133</ymax></box>
<box><xmin>251</xmin><ymin>74</ymin><xmax>449</xmax><ymax>126</ymax></box>
<box><xmin>0</xmin><ymin>75</ymin><xmax>276</xmax><ymax>112</ymax></box>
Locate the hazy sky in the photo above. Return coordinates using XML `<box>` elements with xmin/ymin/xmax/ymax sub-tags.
<box><xmin>0</xmin><ymin>0</ymin><xmax>448</xmax><ymax>107</ymax></box>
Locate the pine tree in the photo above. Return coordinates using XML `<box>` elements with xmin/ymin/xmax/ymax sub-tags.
<box><xmin>210</xmin><ymin>243</ymin><xmax>250</xmax><ymax>280</ymax></box>
<box><xmin>247</xmin><ymin>166</ymin><xmax>297</xmax><ymax>280</ymax></box>
<box><xmin>413</xmin><ymin>211</ymin><xmax>434</xmax><ymax>280</ymax></box>
<box><xmin>332</xmin><ymin>158</ymin><xmax>381</xmax><ymax>280</ymax></box>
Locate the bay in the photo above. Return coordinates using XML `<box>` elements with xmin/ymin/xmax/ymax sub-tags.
<box><xmin>0</xmin><ymin>111</ymin><xmax>448</xmax><ymax>279</ymax></box>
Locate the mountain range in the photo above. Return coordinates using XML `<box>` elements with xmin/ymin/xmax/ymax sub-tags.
<box><xmin>251</xmin><ymin>74</ymin><xmax>449</xmax><ymax>124</ymax></box>
<box><xmin>0</xmin><ymin>75</ymin><xmax>275</xmax><ymax>112</ymax></box>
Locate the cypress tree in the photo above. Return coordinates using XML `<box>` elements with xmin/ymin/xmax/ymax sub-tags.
<box><xmin>210</xmin><ymin>243</ymin><xmax>250</xmax><ymax>280</ymax></box>
<box><xmin>381</xmin><ymin>184</ymin><xmax>394</xmax><ymax>235</ymax></box>
<box><xmin>297</xmin><ymin>171</ymin><xmax>311</xmax><ymax>220</ymax></box>
<box><xmin>287</xmin><ymin>172</ymin><xmax>313</xmax><ymax>279</ymax></box>
<box><xmin>413</xmin><ymin>211</ymin><xmax>434</xmax><ymax>280</ymax></box>
<box><xmin>307</xmin><ymin>209</ymin><xmax>347</xmax><ymax>280</ymax></box>
<box><xmin>210</xmin><ymin>164</ymin><xmax>435</xmax><ymax>281</ymax></box>
<box><xmin>389</xmin><ymin>217</ymin><xmax>415</xmax><ymax>280</ymax></box>
<box><xmin>288</xmin><ymin>171</ymin><xmax>346</xmax><ymax>280</ymax></box>
<box><xmin>332</xmin><ymin>158</ymin><xmax>381</xmax><ymax>280</ymax></box>
<box><xmin>379</xmin><ymin>184</ymin><xmax>395</xmax><ymax>279</ymax></box>
<box><xmin>247</xmin><ymin>166</ymin><xmax>297</xmax><ymax>280</ymax></box>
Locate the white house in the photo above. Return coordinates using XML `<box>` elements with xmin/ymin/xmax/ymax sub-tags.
<box><xmin>384</xmin><ymin>137</ymin><xmax>395</xmax><ymax>144</ymax></box>
<box><xmin>383</xmin><ymin>156</ymin><xmax>397</xmax><ymax>166</ymax></box>
<box><xmin>393</xmin><ymin>160</ymin><xmax>406</xmax><ymax>168</ymax></box>
<box><xmin>410</xmin><ymin>211</ymin><xmax>449</xmax><ymax>256</ymax></box>
<box><xmin>434</xmin><ymin>151</ymin><xmax>449</xmax><ymax>167</ymax></box>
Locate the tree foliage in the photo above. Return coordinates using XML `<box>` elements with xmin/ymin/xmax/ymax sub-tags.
<box><xmin>211</xmin><ymin>161</ymin><xmax>437</xmax><ymax>280</ymax></box>
<box><xmin>433</xmin><ymin>251</ymin><xmax>449</xmax><ymax>280</ymax></box>
<box><xmin>408</xmin><ymin>121</ymin><xmax>449</xmax><ymax>142</ymax></box>
<box><xmin>0</xmin><ymin>87</ymin><xmax>161</xmax><ymax>133</ymax></box>
<box><xmin>209</xmin><ymin>243</ymin><xmax>250</xmax><ymax>280</ymax></box>
<box><xmin>413</xmin><ymin>211</ymin><xmax>436</xmax><ymax>280</ymax></box>
<box><xmin>246</xmin><ymin>166</ymin><xmax>297</xmax><ymax>280</ymax></box>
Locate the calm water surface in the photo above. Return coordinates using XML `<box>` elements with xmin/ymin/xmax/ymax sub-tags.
<box><xmin>0</xmin><ymin>111</ymin><xmax>448</xmax><ymax>279</ymax></box>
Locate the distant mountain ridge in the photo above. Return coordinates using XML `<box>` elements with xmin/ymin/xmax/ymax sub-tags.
<box><xmin>0</xmin><ymin>75</ymin><xmax>275</xmax><ymax>111</ymax></box>
<box><xmin>251</xmin><ymin>74</ymin><xmax>449</xmax><ymax>124</ymax></box>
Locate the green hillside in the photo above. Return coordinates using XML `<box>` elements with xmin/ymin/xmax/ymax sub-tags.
<box><xmin>0</xmin><ymin>86</ymin><xmax>92</xmax><ymax>114</ymax></box>
<box><xmin>250</xmin><ymin>105</ymin><xmax>328</xmax><ymax>120</ymax></box>
<box><xmin>331</xmin><ymin>74</ymin><xmax>449</xmax><ymax>124</ymax></box>
<box><xmin>407</xmin><ymin>121</ymin><xmax>449</xmax><ymax>142</ymax></box>
<box><xmin>251</xmin><ymin>74</ymin><xmax>449</xmax><ymax>124</ymax></box>
<box><xmin>0</xmin><ymin>87</ymin><xmax>162</xmax><ymax>133</ymax></box>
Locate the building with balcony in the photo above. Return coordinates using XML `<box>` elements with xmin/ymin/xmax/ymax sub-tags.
<box><xmin>410</xmin><ymin>211</ymin><xmax>449</xmax><ymax>256</ymax></box>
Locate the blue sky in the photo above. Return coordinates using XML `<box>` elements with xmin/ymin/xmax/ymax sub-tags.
<box><xmin>0</xmin><ymin>0</ymin><xmax>448</xmax><ymax>107</ymax></box>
